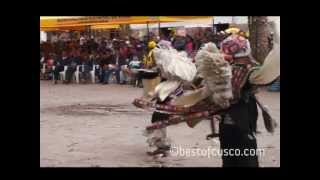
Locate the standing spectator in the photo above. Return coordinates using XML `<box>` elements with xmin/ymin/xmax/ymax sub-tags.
<box><xmin>142</xmin><ymin>41</ymin><xmax>157</xmax><ymax>69</ymax></box>
<box><xmin>185</xmin><ymin>35</ymin><xmax>194</xmax><ymax>57</ymax></box>
<box><xmin>172</xmin><ymin>36</ymin><xmax>187</xmax><ymax>51</ymax></box>
<box><xmin>136</xmin><ymin>41</ymin><xmax>144</xmax><ymax>61</ymax></box>
<box><xmin>87</xmin><ymin>37</ymin><xmax>98</xmax><ymax>53</ymax></box>
<box><xmin>98</xmin><ymin>40</ymin><xmax>107</xmax><ymax>54</ymax></box>
<box><xmin>193</xmin><ymin>33</ymin><xmax>202</xmax><ymax>51</ymax></box>
<box><xmin>119</xmin><ymin>40</ymin><xmax>129</xmax><ymax>59</ymax></box>
<box><xmin>112</xmin><ymin>39</ymin><xmax>120</xmax><ymax>51</ymax></box>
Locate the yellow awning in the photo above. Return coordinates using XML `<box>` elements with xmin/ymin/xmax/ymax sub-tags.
<box><xmin>102</xmin><ymin>16</ymin><xmax>214</xmax><ymax>25</ymax></box>
<box><xmin>40</xmin><ymin>16</ymin><xmax>214</xmax><ymax>32</ymax></box>
<box><xmin>90</xmin><ymin>24</ymin><xmax>120</xmax><ymax>30</ymax></box>
<box><xmin>40</xmin><ymin>19</ymin><xmax>58</xmax><ymax>27</ymax></box>
<box><xmin>40</xmin><ymin>16</ymin><xmax>84</xmax><ymax>20</ymax></box>
<box><xmin>40</xmin><ymin>25</ymin><xmax>86</xmax><ymax>32</ymax></box>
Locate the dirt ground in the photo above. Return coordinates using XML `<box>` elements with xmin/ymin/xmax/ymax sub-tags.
<box><xmin>40</xmin><ymin>80</ymin><xmax>280</xmax><ymax>167</ymax></box>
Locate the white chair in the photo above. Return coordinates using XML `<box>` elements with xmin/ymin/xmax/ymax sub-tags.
<box><xmin>52</xmin><ymin>66</ymin><xmax>56</xmax><ymax>83</ymax></box>
<box><xmin>40</xmin><ymin>63</ymin><xmax>46</xmax><ymax>80</ymax></box>
<box><xmin>73</xmin><ymin>65</ymin><xmax>81</xmax><ymax>84</ymax></box>
<box><xmin>41</xmin><ymin>63</ymin><xmax>46</xmax><ymax>74</ymax></box>
<box><xmin>90</xmin><ymin>64</ymin><xmax>99</xmax><ymax>84</ymax></box>
<box><xmin>40</xmin><ymin>57</ymin><xmax>45</xmax><ymax>76</ymax></box>
<box><xmin>59</xmin><ymin>66</ymin><xmax>68</xmax><ymax>82</ymax></box>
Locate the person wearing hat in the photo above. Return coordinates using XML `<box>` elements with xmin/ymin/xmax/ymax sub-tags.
<box><xmin>139</xmin><ymin>32</ymin><xmax>279</xmax><ymax>164</ymax></box>
<box><xmin>143</xmin><ymin>41</ymin><xmax>157</xmax><ymax>69</ymax></box>
<box><xmin>136</xmin><ymin>41</ymin><xmax>172</xmax><ymax>156</ymax></box>
<box><xmin>134</xmin><ymin>40</ymin><xmax>196</xmax><ymax>157</ymax></box>
<box><xmin>217</xmin><ymin>33</ymin><xmax>279</xmax><ymax>167</ymax></box>
<box><xmin>138</xmin><ymin>41</ymin><xmax>161</xmax><ymax>100</ymax></box>
<box><xmin>131</xmin><ymin>22</ymin><xmax>280</xmax><ymax>163</ymax></box>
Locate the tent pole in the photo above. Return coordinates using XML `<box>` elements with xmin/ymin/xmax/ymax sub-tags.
<box><xmin>147</xmin><ymin>22</ymin><xmax>150</xmax><ymax>42</ymax></box>
<box><xmin>158</xmin><ymin>22</ymin><xmax>161</xmax><ymax>37</ymax></box>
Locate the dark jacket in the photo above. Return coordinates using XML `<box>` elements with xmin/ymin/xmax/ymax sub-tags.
<box><xmin>100</xmin><ymin>55</ymin><xmax>115</xmax><ymax>67</ymax></box>
<box><xmin>56</xmin><ymin>56</ymin><xmax>71</xmax><ymax>67</ymax></box>
<box><xmin>115</xmin><ymin>55</ymin><xmax>128</xmax><ymax>66</ymax></box>
<box><xmin>78</xmin><ymin>57</ymin><xmax>94</xmax><ymax>72</ymax></box>
<box><xmin>69</xmin><ymin>56</ymin><xmax>81</xmax><ymax>67</ymax></box>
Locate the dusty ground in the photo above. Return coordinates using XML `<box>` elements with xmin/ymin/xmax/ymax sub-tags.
<box><xmin>40</xmin><ymin>80</ymin><xmax>280</xmax><ymax>167</ymax></box>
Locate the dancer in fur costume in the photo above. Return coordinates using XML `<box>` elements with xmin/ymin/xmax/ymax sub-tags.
<box><xmin>134</xmin><ymin>40</ymin><xmax>197</xmax><ymax>156</ymax></box>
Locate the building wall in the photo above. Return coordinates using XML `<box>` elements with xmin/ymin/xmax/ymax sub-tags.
<box><xmin>40</xmin><ymin>31</ymin><xmax>47</xmax><ymax>42</ymax></box>
<box><xmin>214</xmin><ymin>16</ymin><xmax>248</xmax><ymax>24</ymax></box>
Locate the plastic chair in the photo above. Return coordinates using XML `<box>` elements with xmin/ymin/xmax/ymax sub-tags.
<box><xmin>73</xmin><ymin>65</ymin><xmax>81</xmax><ymax>84</ymax></box>
<box><xmin>59</xmin><ymin>66</ymin><xmax>68</xmax><ymax>81</ymax></box>
<box><xmin>90</xmin><ymin>65</ymin><xmax>99</xmax><ymax>84</ymax></box>
<box><xmin>41</xmin><ymin>63</ymin><xmax>46</xmax><ymax>74</ymax></box>
<box><xmin>40</xmin><ymin>63</ymin><xmax>46</xmax><ymax>80</ymax></box>
<box><xmin>109</xmin><ymin>71</ymin><xmax>117</xmax><ymax>84</ymax></box>
<box><xmin>52</xmin><ymin>66</ymin><xmax>58</xmax><ymax>83</ymax></box>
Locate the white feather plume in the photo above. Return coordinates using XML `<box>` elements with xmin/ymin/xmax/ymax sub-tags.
<box><xmin>153</xmin><ymin>46</ymin><xmax>197</xmax><ymax>82</ymax></box>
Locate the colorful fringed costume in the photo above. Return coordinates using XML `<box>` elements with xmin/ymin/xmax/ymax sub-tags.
<box><xmin>133</xmin><ymin>21</ymin><xmax>280</xmax><ymax>165</ymax></box>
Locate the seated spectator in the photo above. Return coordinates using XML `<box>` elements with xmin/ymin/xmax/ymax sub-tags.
<box><xmin>129</xmin><ymin>55</ymin><xmax>142</xmax><ymax>69</ymax></box>
<box><xmin>40</xmin><ymin>53</ymin><xmax>45</xmax><ymax>74</ymax></box>
<box><xmin>79</xmin><ymin>51</ymin><xmax>92</xmax><ymax>83</ymax></box>
<box><xmin>44</xmin><ymin>54</ymin><xmax>56</xmax><ymax>80</ymax></box>
<box><xmin>65</xmin><ymin>50</ymin><xmax>80</xmax><ymax>84</ymax></box>
<box><xmin>119</xmin><ymin>57</ymin><xmax>131</xmax><ymax>85</ymax></box>
<box><xmin>99</xmin><ymin>51</ymin><xmax>107</xmax><ymax>84</ymax></box>
<box><xmin>53</xmin><ymin>50</ymin><xmax>70</xmax><ymax>84</ymax></box>
<box><xmin>128</xmin><ymin>55</ymin><xmax>143</xmax><ymax>87</ymax></box>
<box><xmin>119</xmin><ymin>40</ymin><xmax>129</xmax><ymax>59</ymax></box>
<box><xmin>40</xmin><ymin>53</ymin><xmax>53</xmax><ymax>80</ymax></box>
<box><xmin>47</xmin><ymin>53</ymin><xmax>56</xmax><ymax>67</ymax></box>
<box><xmin>135</xmin><ymin>42</ymin><xmax>144</xmax><ymax>62</ymax></box>
<box><xmin>89</xmin><ymin>50</ymin><xmax>101</xmax><ymax>81</ymax></box>
<box><xmin>99</xmin><ymin>49</ymin><xmax>121</xmax><ymax>84</ymax></box>
<box><xmin>104</xmin><ymin>49</ymin><xmax>127</xmax><ymax>84</ymax></box>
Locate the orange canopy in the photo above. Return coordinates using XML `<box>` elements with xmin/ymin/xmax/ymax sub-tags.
<box><xmin>40</xmin><ymin>16</ymin><xmax>214</xmax><ymax>31</ymax></box>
